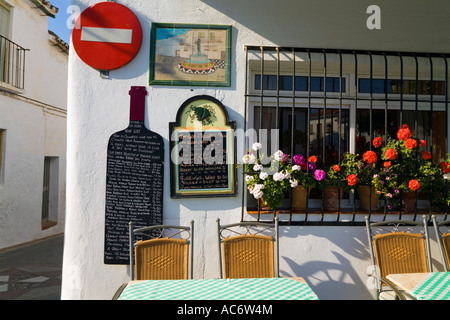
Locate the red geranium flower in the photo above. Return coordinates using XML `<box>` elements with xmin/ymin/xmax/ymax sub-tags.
<box><xmin>362</xmin><ymin>150</ymin><xmax>377</xmax><ymax>164</ymax></box>
<box><xmin>384</xmin><ymin>161</ymin><xmax>391</xmax><ymax>168</ymax></box>
<box><xmin>332</xmin><ymin>165</ymin><xmax>340</xmax><ymax>172</ymax></box>
<box><xmin>384</xmin><ymin>148</ymin><xmax>397</xmax><ymax>160</ymax></box>
<box><xmin>397</xmin><ymin>124</ymin><xmax>412</xmax><ymax>141</ymax></box>
<box><xmin>308</xmin><ymin>155</ymin><xmax>317</xmax><ymax>163</ymax></box>
<box><xmin>419</xmin><ymin>140</ymin><xmax>426</xmax><ymax>147</ymax></box>
<box><xmin>372</xmin><ymin>137</ymin><xmax>382</xmax><ymax>148</ymax></box>
<box><xmin>422</xmin><ymin>151</ymin><xmax>431</xmax><ymax>160</ymax></box>
<box><xmin>441</xmin><ymin>162</ymin><xmax>450</xmax><ymax>174</ymax></box>
<box><xmin>408</xmin><ymin>179</ymin><xmax>420</xmax><ymax>191</ymax></box>
<box><xmin>405</xmin><ymin>138</ymin><xmax>417</xmax><ymax>150</ymax></box>
<box><xmin>347</xmin><ymin>174</ymin><xmax>358</xmax><ymax>186</ymax></box>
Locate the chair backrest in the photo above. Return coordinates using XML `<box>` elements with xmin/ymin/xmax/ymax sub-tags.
<box><xmin>217</xmin><ymin>217</ymin><xmax>279</xmax><ymax>279</ymax></box>
<box><xmin>365</xmin><ymin>216</ymin><xmax>432</xmax><ymax>282</ymax></box>
<box><xmin>432</xmin><ymin>215</ymin><xmax>450</xmax><ymax>271</ymax></box>
<box><xmin>129</xmin><ymin>221</ymin><xmax>194</xmax><ymax>280</ymax></box>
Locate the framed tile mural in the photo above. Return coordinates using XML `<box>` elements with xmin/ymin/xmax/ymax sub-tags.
<box><xmin>149</xmin><ymin>23</ymin><xmax>232</xmax><ymax>87</ymax></box>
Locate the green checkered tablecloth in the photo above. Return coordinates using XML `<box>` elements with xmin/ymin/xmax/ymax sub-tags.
<box><xmin>410</xmin><ymin>272</ymin><xmax>450</xmax><ymax>300</ymax></box>
<box><xmin>118</xmin><ymin>277</ymin><xmax>319</xmax><ymax>300</ymax></box>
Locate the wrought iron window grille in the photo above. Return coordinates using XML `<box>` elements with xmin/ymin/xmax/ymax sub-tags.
<box><xmin>242</xmin><ymin>46</ymin><xmax>450</xmax><ymax>226</ymax></box>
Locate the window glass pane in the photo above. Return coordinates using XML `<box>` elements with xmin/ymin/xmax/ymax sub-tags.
<box><xmin>280</xmin><ymin>75</ymin><xmax>292</xmax><ymax>91</ymax></box>
<box><xmin>255</xmin><ymin>75</ymin><xmax>345</xmax><ymax>92</ymax></box>
<box><xmin>0</xmin><ymin>2</ymin><xmax>10</xmax><ymax>37</ymax></box>
<box><xmin>358</xmin><ymin>79</ymin><xmax>386</xmax><ymax>94</ymax></box>
<box><xmin>254</xmin><ymin>107</ymin><xmax>349</xmax><ymax>166</ymax></box>
<box><xmin>310</xmin><ymin>77</ymin><xmax>322</xmax><ymax>92</ymax></box>
<box><xmin>359</xmin><ymin>78</ymin><xmax>445</xmax><ymax>95</ymax></box>
<box><xmin>294</xmin><ymin>76</ymin><xmax>308</xmax><ymax>91</ymax></box>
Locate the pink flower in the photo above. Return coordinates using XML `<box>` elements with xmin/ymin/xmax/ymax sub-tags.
<box><xmin>314</xmin><ymin>169</ymin><xmax>325</xmax><ymax>181</ymax></box>
<box><xmin>293</xmin><ymin>154</ymin><xmax>306</xmax><ymax>165</ymax></box>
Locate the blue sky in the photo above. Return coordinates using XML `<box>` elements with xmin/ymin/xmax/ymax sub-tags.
<box><xmin>47</xmin><ymin>0</ymin><xmax>71</xmax><ymax>44</ymax></box>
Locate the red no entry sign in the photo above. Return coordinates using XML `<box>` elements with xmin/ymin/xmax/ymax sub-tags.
<box><xmin>72</xmin><ymin>2</ymin><xmax>143</xmax><ymax>70</ymax></box>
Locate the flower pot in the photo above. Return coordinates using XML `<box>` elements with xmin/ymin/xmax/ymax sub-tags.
<box><xmin>258</xmin><ymin>198</ymin><xmax>271</xmax><ymax>211</ymax></box>
<box><xmin>323</xmin><ymin>186</ymin><xmax>343</xmax><ymax>212</ymax></box>
<box><xmin>357</xmin><ymin>185</ymin><xmax>380</xmax><ymax>211</ymax></box>
<box><xmin>402</xmin><ymin>191</ymin><xmax>417</xmax><ymax>211</ymax></box>
<box><xmin>292</xmin><ymin>186</ymin><xmax>309</xmax><ymax>211</ymax></box>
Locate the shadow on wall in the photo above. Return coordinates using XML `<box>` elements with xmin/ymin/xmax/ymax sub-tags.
<box><xmin>279</xmin><ymin>226</ymin><xmax>374</xmax><ymax>300</ymax></box>
<box><xmin>201</xmin><ymin>0</ymin><xmax>450</xmax><ymax>53</ymax></box>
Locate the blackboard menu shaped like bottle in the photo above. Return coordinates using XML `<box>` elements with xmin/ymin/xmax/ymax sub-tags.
<box><xmin>104</xmin><ymin>86</ymin><xmax>164</xmax><ymax>265</ymax></box>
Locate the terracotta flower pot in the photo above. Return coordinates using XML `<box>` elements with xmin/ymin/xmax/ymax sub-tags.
<box><xmin>402</xmin><ymin>191</ymin><xmax>417</xmax><ymax>211</ymax></box>
<box><xmin>323</xmin><ymin>186</ymin><xmax>343</xmax><ymax>212</ymax></box>
<box><xmin>258</xmin><ymin>198</ymin><xmax>271</xmax><ymax>211</ymax></box>
<box><xmin>292</xmin><ymin>186</ymin><xmax>309</xmax><ymax>211</ymax></box>
<box><xmin>357</xmin><ymin>185</ymin><xmax>380</xmax><ymax>211</ymax></box>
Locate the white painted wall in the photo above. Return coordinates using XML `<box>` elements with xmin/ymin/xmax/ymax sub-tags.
<box><xmin>62</xmin><ymin>0</ymin><xmax>450</xmax><ymax>299</ymax></box>
<box><xmin>0</xmin><ymin>0</ymin><xmax>67</xmax><ymax>249</ymax></box>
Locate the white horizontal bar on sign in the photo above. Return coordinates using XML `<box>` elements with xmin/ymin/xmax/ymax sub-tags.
<box><xmin>81</xmin><ymin>27</ymin><xmax>133</xmax><ymax>44</ymax></box>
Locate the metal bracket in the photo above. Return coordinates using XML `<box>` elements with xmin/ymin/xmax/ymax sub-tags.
<box><xmin>99</xmin><ymin>70</ymin><xmax>110</xmax><ymax>79</ymax></box>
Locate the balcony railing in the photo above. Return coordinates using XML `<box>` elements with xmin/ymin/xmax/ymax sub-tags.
<box><xmin>0</xmin><ymin>34</ymin><xmax>27</xmax><ymax>90</ymax></box>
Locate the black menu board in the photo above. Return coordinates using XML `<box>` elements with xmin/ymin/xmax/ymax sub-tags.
<box><xmin>176</xmin><ymin>131</ymin><xmax>229</xmax><ymax>190</ymax></box>
<box><xmin>104</xmin><ymin>86</ymin><xmax>164</xmax><ymax>265</ymax></box>
<box><xmin>170</xmin><ymin>95</ymin><xmax>236</xmax><ymax>198</ymax></box>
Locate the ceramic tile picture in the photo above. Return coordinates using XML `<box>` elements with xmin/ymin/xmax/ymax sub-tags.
<box><xmin>150</xmin><ymin>23</ymin><xmax>231</xmax><ymax>86</ymax></box>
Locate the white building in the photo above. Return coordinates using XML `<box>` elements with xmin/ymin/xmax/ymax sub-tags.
<box><xmin>0</xmin><ymin>0</ymin><xmax>68</xmax><ymax>249</ymax></box>
<box><xmin>62</xmin><ymin>0</ymin><xmax>450</xmax><ymax>300</ymax></box>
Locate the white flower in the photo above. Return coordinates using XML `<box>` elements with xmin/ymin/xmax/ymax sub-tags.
<box><xmin>253</xmin><ymin>163</ymin><xmax>263</xmax><ymax>171</ymax></box>
<box><xmin>252</xmin><ymin>142</ymin><xmax>263</xmax><ymax>151</ymax></box>
<box><xmin>252</xmin><ymin>190</ymin><xmax>264</xmax><ymax>199</ymax></box>
<box><xmin>283</xmin><ymin>170</ymin><xmax>290</xmax><ymax>179</ymax></box>
<box><xmin>259</xmin><ymin>172</ymin><xmax>269</xmax><ymax>180</ymax></box>
<box><xmin>290</xmin><ymin>179</ymin><xmax>298</xmax><ymax>188</ymax></box>
<box><xmin>273</xmin><ymin>150</ymin><xmax>284</xmax><ymax>161</ymax></box>
<box><xmin>245</xmin><ymin>175</ymin><xmax>254</xmax><ymax>182</ymax></box>
<box><xmin>444</xmin><ymin>173</ymin><xmax>450</xmax><ymax>180</ymax></box>
<box><xmin>292</xmin><ymin>165</ymin><xmax>301</xmax><ymax>171</ymax></box>
<box><xmin>242</xmin><ymin>153</ymin><xmax>256</xmax><ymax>164</ymax></box>
<box><xmin>250</xmin><ymin>184</ymin><xmax>264</xmax><ymax>199</ymax></box>
<box><xmin>250</xmin><ymin>184</ymin><xmax>265</xmax><ymax>195</ymax></box>
<box><xmin>273</xmin><ymin>172</ymin><xmax>284</xmax><ymax>181</ymax></box>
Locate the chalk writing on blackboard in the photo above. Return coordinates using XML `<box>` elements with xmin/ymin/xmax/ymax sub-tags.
<box><xmin>176</xmin><ymin>131</ymin><xmax>229</xmax><ymax>190</ymax></box>
<box><xmin>104</xmin><ymin>86</ymin><xmax>164</xmax><ymax>265</ymax></box>
<box><xmin>169</xmin><ymin>95</ymin><xmax>236</xmax><ymax>198</ymax></box>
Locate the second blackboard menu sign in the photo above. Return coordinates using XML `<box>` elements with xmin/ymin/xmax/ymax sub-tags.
<box><xmin>169</xmin><ymin>96</ymin><xmax>236</xmax><ymax>198</ymax></box>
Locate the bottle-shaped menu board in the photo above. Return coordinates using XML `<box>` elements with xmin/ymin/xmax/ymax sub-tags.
<box><xmin>104</xmin><ymin>86</ymin><xmax>164</xmax><ymax>265</ymax></box>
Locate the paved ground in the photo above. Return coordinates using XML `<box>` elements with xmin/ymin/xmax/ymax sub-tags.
<box><xmin>0</xmin><ymin>234</ymin><xmax>64</xmax><ymax>300</ymax></box>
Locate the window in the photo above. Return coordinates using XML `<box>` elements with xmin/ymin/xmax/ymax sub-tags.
<box><xmin>358</xmin><ymin>78</ymin><xmax>445</xmax><ymax>95</ymax></box>
<box><xmin>42</xmin><ymin>157</ymin><xmax>59</xmax><ymax>229</ymax></box>
<box><xmin>0</xmin><ymin>1</ymin><xmax>10</xmax><ymax>38</ymax></box>
<box><xmin>244</xmin><ymin>47</ymin><xmax>450</xmax><ymax>225</ymax></box>
<box><xmin>0</xmin><ymin>1</ymin><xmax>26</xmax><ymax>90</ymax></box>
<box><xmin>0</xmin><ymin>1</ymin><xmax>10</xmax><ymax>84</ymax></box>
<box><xmin>255</xmin><ymin>75</ymin><xmax>345</xmax><ymax>92</ymax></box>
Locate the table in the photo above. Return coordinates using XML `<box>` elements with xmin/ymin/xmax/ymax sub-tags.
<box><xmin>115</xmin><ymin>277</ymin><xmax>319</xmax><ymax>300</ymax></box>
<box><xmin>386</xmin><ymin>272</ymin><xmax>450</xmax><ymax>300</ymax></box>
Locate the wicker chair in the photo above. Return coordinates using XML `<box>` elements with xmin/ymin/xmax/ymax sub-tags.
<box><xmin>129</xmin><ymin>221</ymin><xmax>194</xmax><ymax>280</ymax></box>
<box><xmin>365</xmin><ymin>215</ymin><xmax>432</xmax><ymax>300</ymax></box>
<box><xmin>432</xmin><ymin>215</ymin><xmax>450</xmax><ymax>271</ymax></box>
<box><xmin>217</xmin><ymin>217</ymin><xmax>279</xmax><ymax>279</ymax></box>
